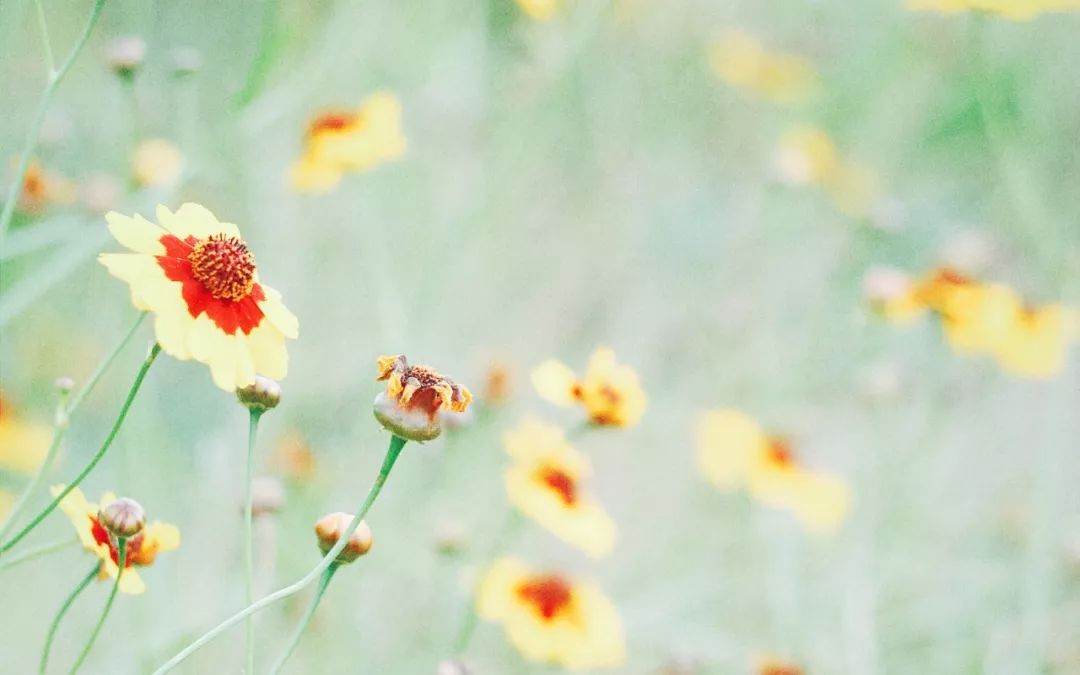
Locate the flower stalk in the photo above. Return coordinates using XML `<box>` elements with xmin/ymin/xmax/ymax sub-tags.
<box><xmin>267</xmin><ymin>563</ymin><xmax>339</xmax><ymax>675</ymax></box>
<box><xmin>39</xmin><ymin>562</ymin><xmax>100</xmax><ymax>675</ymax></box>
<box><xmin>243</xmin><ymin>408</ymin><xmax>263</xmax><ymax>675</ymax></box>
<box><xmin>67</xmin><ymin>538</ymin><xmax>126</xmax><ymax>674</ymax></box>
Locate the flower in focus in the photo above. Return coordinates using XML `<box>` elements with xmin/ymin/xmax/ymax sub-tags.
<box><xmin>532</xmin><ymin>347</ymin><xmax>646</xmax><ymax>427</ymax></box>
<box><xmin>314</xmin><ymin>513</ymin><xmax>373</xmax><ymax>563</ymax></box>
<box><xmin>905</xmin><ymin>0</ymin><xmax>1080</xmax><ymax>20</ymax></box>
<box><xmin>373</xmin><ymin>355</ymin><xmax>472</xmax><ymax>442</ymax></box>
<box><xmin>708</xmin><ymin>30</ymin><xmax>819</xmax><ymax>104</ymax></box>
<box><xmin>0</xmin><ymin>395</ymin><xmax>50</xmax><ymax>475</ymax></box>
<box><xmin>52</xmin><ymin>485</ymin><xmax>180</xmax><ymax>595</ymax></box>
<box><xmin>774</xmin><ymin>126</ymin><xmax>880</xmax><ymax>218</ymax></box>
<box><xmin>477</xmin><ymin>557</ymin><xmax>625</xmax><ymax>670</ymax></box>
<box><xmin>503</xmin><ymin>420</ymin><xmax>617</xmax><ymax>558</ymax></box>
<box><xmin>516</xmin><ymin>0</ymin><xmax>560</xmax><ymax>20</ymax></box>
<box><xmin>696</xmin><ymin>410</ymin><xmax>850</xmax><ymax>533</ymax></box>
<box><xmin>291</xmin><ymin>92</ymin><xmax>406</xmax><ymax>193</ymax></box>
<box><xmin>98</xmin><ymin>203</ymin><xmax>299</xmax><ymax>391</ymax></box>
<box><xmin>14</xmin><ymin>159</ymin><xmax>76</xmax><ymax>214</ymax></box>
<box><xmin>132</xmin><ymin>139</ymin><xmax>184</xmax><ymax>188</ymax></box>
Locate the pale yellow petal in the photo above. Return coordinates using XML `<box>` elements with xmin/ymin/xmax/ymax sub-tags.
<box><xmin>156</xmin><ymin>203</ymin><xmax>241</xmax><ymax>240</ymax></box>
<box><xmin>145</xmin><ymin>522</ymin><xmax>181</xmax><ymax>552</ymax></box>
<box><xmin>246</xmin><ymin>322</ymin><xmax>288</xmax><ymax>380</ymax></box>
<box><xmin>258</xmin><ymin>286</ymin><xmax>299</xmax><ymax>339</ymax></box>
<box><xmin>696</xmin><ymin>409</ymin><xmax>766</xmax><ymax>488</ymax></box>
<box><xmin>104</xmin><ymin>211</ymin><xmax>165</xmax><ymax>255</ymax></box>
<box><xmin>531</xmin><ymin>360</ymin><xmax>578</xmax><ymax>406</ymax></box>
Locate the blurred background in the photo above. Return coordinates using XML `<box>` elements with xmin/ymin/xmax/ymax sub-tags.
<box><xmin>2</xmin><ymin>0</ymin><xmax>1080</xmax><ymax>673</ymax></box>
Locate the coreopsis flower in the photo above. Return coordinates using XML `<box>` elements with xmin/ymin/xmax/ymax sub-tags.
<box><xmin>906</xmin><ymin>0</ymin><xmax>1080</xmax><ymax>19</ymax></box>
<box><xmin>532</xmin><ymin>347</ymin><xmax>646</xmax><ymax>427</ymax></box>
<box><xmin>708</xmin><ymin>30</ymin><xmax>819</xmax><ymax>104</ymax></box>
<box><xmin>373</xmin><ymin>355</ymin><xmax>472</xmax><ymax>442</ymax></box>
<box><xmin>291</xmin><ymin>92</ymin><xmax>406</xmax><ymax>193</ymax></box>
<box><xmin>503</xmin><ymin>420</ymin><xmax>617</xmax><ymax>558</ymax></box>
<box><xmin>98</xmin><ymin>203</ymin><xmax>299</xmax><ymax>391</ymax></box>
<box><xmin>132</xmin><ymin>138</ymin><xmax>183</xmax><ymax>188</ymax></box>
<box><xmin>696</xmin><ymin>410</ymin><xmax>850</xmax><ymax>533</ymax></box>
<box><xmin>477</xmin><ymin>557</ymin><xmax>625</xmax><ymax>670</ymax></box>
<box><xmin>515</xmin><ymin>0</ymin><xmax>559</xmax><ymax>20</ymax></box>
<box><xmin>52</xmin><ymin>485</ymin><xmax>180</xmax><ymax>594</ymax></box>
<box><xmin>0</xmin><ymin>395</ymin><xmax>50</xmax><ymax>474</ymax></box>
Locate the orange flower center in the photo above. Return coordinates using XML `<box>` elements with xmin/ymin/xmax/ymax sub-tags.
<box><xmin>766</xmin><ymin>438</ymin><xmax>795</xmax><ymax>468</ymax></box>
<box><xmin>537</xmin><ymin>466</ymin><xmax>578</xmax><ymax>506</ymax></box>
<box><xmin>89</xmin><ymin>515</ymin><xmax>145</xmax><ymax>568</ymax></box>
<box><xmin>516</xmin><ymin>574</ymin><xmax>573</xmax><ymax>621</ymax></box>
<box><xmin>760</xmin><ymin>665</ymin><xmax>803</xmax><ymax>675</ymax></box>
<box><xmin>188</xmin><ymin>234</ymin><xmax>256</xmax><ymax>301</ymax></box>
<box><xmin>309</xmin><ymin>112</ymin><xmax>355</xmax><ymax>136</ymax></box>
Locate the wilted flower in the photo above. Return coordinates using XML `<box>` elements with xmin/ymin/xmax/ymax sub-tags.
<box><xmin>314</xmin><ymin>513</ymin><xmax>373</xmax><ymax>563</ymax></box>
<box><xmin>291</xmin><ymin>92</ymin><xmax>406</xmax><ymax>193</ymax></box>
<box><xmin>98</xmin><ymin>203</ymin><xmax>299</xmax><ymax>391</ymax></box>
<box><xmin>53</xmin><ymin>485</ymin><xmax>180</xmax><ymax>594</ymax></box>
<box><xmin>503</xmin><ymin>420</ymin><xmax>617</xmax><ymax>558</ymax></box>
<box><xmin>532</xmin><ymin>347</ymin><xmax>646</xmax><ymax>428</ymax></box>
<box><xmin>708</xmin><ymin>30</ymin><xmax>819</xmax><ymax>104</ymax></box>
<box><xmin>515</xmin><ymin>0</ymin><xmax>560</xmax><ymax>20</ymax></box>
<box><xmin>373</xmin><ymin>355</ymin><xmax>472</xmax><ymax>442</ymax></box>
<box><xmin>696</xmin><ymin>410</ymin><xmax>850</xmax><ymax>533</ymax></box>
<box><xmin>132</xmin><ymin>138</ymin><xmax>183</xmax><ymax>188</ymax></box>
<box><xmin>477</xmin><ymin>557</ymin><xmax>626</xmax><ymax>669</ymax></box>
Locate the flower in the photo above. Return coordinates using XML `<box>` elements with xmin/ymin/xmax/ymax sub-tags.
<box><xmin>132</xmin><ymin>139</ymin><xmax>184</xmax><ymax>188</ymax></box>
<box><xmin>0</xmin><ymin>395</ymin><xmax>50</xmax><ymax>475</ymax></box>
<box><xmin>15</xmin><ymin>159</ymin><xmax>76</xmax><ymax>213</ymax></box>
<box><xmin>696</xmin><ymin>410</ymin><xmax>850</xmax><ymax>533</ymax></box>
<box><xmin>532</xmin><ymin>347</ymin><xmax>646</xmax><ymax>427</ymax></box>
<box><xmin>477</xmin><ymin>557</ymin><xmax>625</xmax><ymax>670</ymax></box>
<box><xmin>314</xmin><ymin>513</ymin><xmax>373</xmax><ymax>563</ymax></box>
<box><xmin>994</xmin><ymin>304</ymin><xmax>1072</xmax><ymax>378</ymax></box>
<box><xmin>98</xmin><ymin>203</ymin><xmax>299</xmax><ymax>391</ymax></box>
<box><xmin>905</xmin><ymin>0</ymin><xmax>1080</xmax><ymax>19</ymax></box>
<box><xmin>291</xmin><ymin>92</ymin><xmax>406</xmax><ymax>193</ymax></box>
<box><xmin>774</xmin><ymin>126</ymin><xmax>880</xmax><ymax>217</ymax></box>
<box><xmin>52</xmin><ymin>485</ymin><xmax>180</xmax><ymax>595</ymax></box>
<box><xmin>503</xmin><ymin>420</ymin><xmax>617</xmax><ymax>558</ymax></box>
<box><xmin>708</xmin><ymin>30</ymin><xmax>819</xmax><ymax>104</ymax></box>
<box><xmin>373</xmin><ymin>355</ymin><xmax>472</xmax><ymax>441</ymax></box>
<box><xmin>515</xmin><ymin>0</ymin><xmax>559</xmax><ymax>20</ymax></box>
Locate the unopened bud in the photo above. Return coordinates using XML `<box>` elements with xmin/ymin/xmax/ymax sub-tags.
<box><xmin>106</xmin><ymin>36</ymin><xmax>147</xmax><ymax>79</ymax></box>
<box><xmin>314</xmin><ymin>513</ymin><xmax>373</xmax><ymax>563</ymax></box>
<box><xmin>237</xmin><ymin>376</ymin><xmax>282</xmax><ymax>412</ymax></box>
<box><xmin>54</xmin><ymin>377</ymin><xmax>75</xmax><ymax>395</ymax></box>
<box><xmin>98</xmin><ymin>497</ymin><xmax>145</xmax><ymax>538</ymax></box>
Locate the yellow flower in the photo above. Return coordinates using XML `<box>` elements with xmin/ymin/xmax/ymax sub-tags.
<box><xmin>98</xmin><ymin>203</ymin><xmax>299</xmax><ymax>391</ymax></box>
<box><xmin>52</xmin><ymin>485</ymin><xmax>180</xmax><ymax>595</ymax></box>
<box><xmin>132</xmin><ymin>138</ymin><xmax>183</xmax><ymax>188</ymax></box>
<box><xmin>994</xmin><ymin>304</ymin><xmax>1071</xmax><ymax>379</ymax></box>
<box><xmin>516</xmin><ymin>0</ymin><xmax>559</xmax><ymax>20</ymax></box>
<box><xmin>477</xmin><ymin>557</ymin><xmax>625</xmax><ymax>670</ymax></box>
<box><xmin>936</xmin><ymin>280</ymin><xmax>1021</xmax><ymax>356</ymax></box>
<box><xmin>774</xmin><ymin>126</ymin><xmax>839</xmax><ymax>186</ymax></box>
<box><xmin>0</xmin><ymin>395</ymin><xmax>50</xmax><ymax>474</ymax></box>
<box><xmin>503</xmin><ymin>420</ymin><xmax>617</xmax><ymax>558</ymax></box>
<box><xmin>696</xmin><ymin>409</ymin><xmax>850</xmax><ymax>533</ymax></box>
<box><xmin>291</xmin><ymin>92</ymin><xmax>406</xmax><ymax>193</ymax></box>
<box><xmin>373</xmin><ymin>354</ymin><xmax>472</xmax><ymax>441</ymax></box>
<box><xmin>532</xmin><ymin>347</ymin><xmax>646</xmax><ymax>427</ymax></box>
<box><xmin>708</xmin><ymin>30</ymin><xmax>819</xmax><ymax>104</ymax></box>
<box><xmin>906</xmin><ymin>0</ymin><xmax>1080</xmax><ymax>19</ymax></box>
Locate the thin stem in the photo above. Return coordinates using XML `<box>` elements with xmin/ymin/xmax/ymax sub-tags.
<box><xmin>243</xmin><ymin>409</ymin><xmax>263</xmax><ymax>675</ymax></box>
<box><xmin>453</xmin><ymin>509</ymin><xmax>524</xmax><ymax>655</ymax></box>
<box><xmin>67</xmin><ymin>538</ymin><xmax>126</xmax><ymax>674</ymax></box>
<box><xmin>0</xmin><ymin>313</ymin><xmax>147</xmax><ymax>545</ymax></box>
<box><xmin>40</xmin><ymin>562</ymin><xmax>100</xmax><ymax>675</ymax></box>
<box><xmin>151</xmin><ymin>435</ymin><xmax>409</xmax><ymax>675</ymax></box>
<box><xmin>0</xmin><ymin>0</ymin><xmax>107</xmax><ymax>250</ymax></box>
<box><xmin>33</xmin><ymin>0</ymin><xmax>56</xmax><ymax>75</ymax></box>
<box><xmin>1</xmin><ymin>343</ymin><xmax>161</xmax><ymax>554</ymax></box>
<box><xmin>0</xmin><ymin>536</ymin><xmax>76</xmax><ymax>572</ymax></box>
<box><xmin>267</xmin><ymin>564</ymin><xmax>339</xmax><ymax>675</ymax></box>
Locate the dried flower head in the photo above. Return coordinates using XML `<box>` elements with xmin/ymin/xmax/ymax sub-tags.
<box><xmin>98</xmin><ymin>497</ymin><xmax>146</xmax><ymax>538</ymax></box>
<box><xmin>314</xmin><ymin>513</ymin><xmax>373</xmax><ymax>563</ymax></box>
<box><xmin>373</xmin><ymin>355</ymin><xmax>472</xmax><ymax>442</ymax></box>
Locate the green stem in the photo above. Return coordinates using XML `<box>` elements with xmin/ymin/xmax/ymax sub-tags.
<box><xmin>67</xmin><ymin>538</ymin><xmax>126</xmax><ymax>674</ymax></box>
<box><xmin>33</xmin><ymin>0</ymin><xmax>56</xmax><ymax>75</ymax></box>
<box><xmin>151</xmin><ymin>435</ymin><xmax>408</xmax><ymax>674</ymax></box>
<box><xmin>0</xmin><ymin>0</ymin><xmax>107</xmax><ymax>250</ymax></box>
<box><xmin>0</xmin><ymin>536</ymin><xmax>76</xmax><ymax>572</ymax></box>
<box><xmin>0</xmin><ymin>313</ymin><xmax>147</xmax><ymax>546</ymax></box>
<box><xmin>0</xmin><ymin>343</ymin><xmax>160</xmax><ymax>555</ymax></box>
<box><xmin>234</xmin><ymin>0</ymin><xmax>282</xmax><ymax>109</ymax></box>
<box><xmin>40</xmin><ymin>562</ymin><xmax>100</xmax><ymax>675</ymax></box>
<box><xmin>243</xmin><ymin>409</ymin><xmax>263</xmax><ymax>675</ymax></box>
<box><xmin>452</xmin><ymin>509</ymin><xmax>524</xmax><ymax>655</ymax></box>
<box><xmin>267</xmin><ymin>564</ymin><xmax>339</xmax><ymax>675</ymax></box>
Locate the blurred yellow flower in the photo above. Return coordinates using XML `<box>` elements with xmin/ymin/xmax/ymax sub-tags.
<box><xmin>503</xmin><ymin>419</ymin><xmax>617</xmax><ymax>558</ymax></box>
<box><xmin>477</xmin><ymin>557</ymin><xmax>626</xmax><ymax>670</ymax></box>
<box><xmin>906</xmin><ymin>0</ymin><xmax>1080</xmax><ymax>19</ymax></box>
<box><xmin>0</xmin><ymin>395</ymin><xmax>50</xmax><ymax>474</ymax></box>
<box><xmin>291</xmin><ymin>92</ymin><xmax>407</xmax><ymax>193</ymax></box>
<box><xmin>516</xmin><ymin>0</ymin><xmax>560</xmax><ymax>20</ymax></box>
<box><xmin>132</xmin><ymin>138</ymin><xmax>183</xmax><ymax>188</ymax></box>
<box><xmin>696</xmin><ymin>409</ymin><xmax>850</xmax><ymax>533</ymax></box>
<box><xmin>775</xmin><ymin>126</ymin><xmax>880</xmax><ymax>218</ymax></box>
<box><xmin>708</xmin><ymin>30</ymin><xmax>819</xmax><ymax>104</ymax></box>
<box><xmin>52</xmin><ymin>485</ymin><xmax>180</xmax><ymax>595</ymax></box>
<box><xmin>532</xmin><ymin>347</ymin><xmax>646</xmax><ymax>427</ymax></box>
<box><xmin>98</xmin><ymin>203</ymin><xmax>299</xmax><ymax>391</ymax></box>
<box><xmin>995</xmin><ymin>304</ymin><xmax>1072</xmax><ymax>378</ymax></box>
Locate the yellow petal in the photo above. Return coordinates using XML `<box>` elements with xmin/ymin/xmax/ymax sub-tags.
<box><xmin>696</xmin><ymin>409</ymin><xmax>766</xmax><ymax>488</ymax></box>
<box><xmin>245</xmin><ymin>323</ymin><xmax>288</xmax><ymax>380</ymax></box>
<box><xmin>104</xmin><ymin>211</ymin><xmax>165</xmax><ymax>255</ymax></box>
<box><xmin>531</xmin><ymin>360</ymin><xmax>578</xmax><ymax>406</ymax></box>
<box><xmin>258</xmin><ymin>285</ymin><xmax>299</xmax><ymax>339</ymax></box>
<box><xmin>156</xmin><ymin>203</ymin><xmax>240</xmax><ymax>241</ymax></box>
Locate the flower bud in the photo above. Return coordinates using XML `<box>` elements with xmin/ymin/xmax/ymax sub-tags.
<box><xmin>314</xmin><ymin>513</ymin><xmax>373</xmax><ymax>563</ymax></box>
<box><xmin>54</xmin><ymin>376</ymin><xmax>75</xmax><ymax>395</ymax></box>
<box><xmin>237</xmin><ymin>375</ymin><xmax>282</xmax><ymax>412</ymax></box>
<box><xmin>106</xmin><ymin>36</ymin><xmax>147</xmax><ymax>79</ymax></box>
<box><xmin>98</xmin><ymin>497</ymin><xmax>145</xmax><ymax>538</ymax></box>
<box><xmin>373</xmin><ymin>391</ymin><xmax>441</xmax><ymax>442</ymax></box>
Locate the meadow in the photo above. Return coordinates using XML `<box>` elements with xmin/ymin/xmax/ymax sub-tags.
<box><xmin>1</xmin><ymin>0</ymin><xmax>1080</xmax><ymax>673</ymax></box>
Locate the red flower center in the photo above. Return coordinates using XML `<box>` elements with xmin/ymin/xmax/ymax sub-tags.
<box><xmin>188</xmin><ymin>234</ymin><xmax>256</xmax><ymax>301</ymax></box>
<box><xmin>89</xmin><ymin>515</ymin><xmax>145</xmax><ymax>568</ymax></box>
<box><xmin>516</xmin><ymin>574</ymin><xmax>573</xmax><ymax>621</ymax></box>
<box><xmin>766</xmin><ymin>438</ymin><xmax>795</xmax><ymax>467</ymax></box>
<box><xmin>537</xmin><ymin>466</ymin><xmax>577</xmax><ymax>506</ymax></box>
